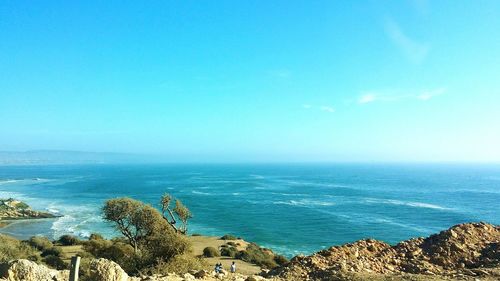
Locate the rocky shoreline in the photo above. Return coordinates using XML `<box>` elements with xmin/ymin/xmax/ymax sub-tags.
<box><xmin>0</xmin><ymin>198</ymin><xmax>58</xmax><ymax>223</ymax></box>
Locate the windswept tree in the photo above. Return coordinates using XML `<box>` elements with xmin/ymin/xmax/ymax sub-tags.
<box><xmin>103</xmin><ymin>198</ymin><xmax>159</xmax><ymax>252</ymax></box>
<box><xmin>160</xmin><ymin>193</ymin><xmax>192</xmax><ymax>234</ymax></box>
<box><xmin>101</xmin><ymin>197</ymin><xmax>191</xmax><ymax>273</ymax></box>
<box><xmin>103</xmin><ymin>197</ymin><xmax>189</xmax><ymax>255</ymax></box>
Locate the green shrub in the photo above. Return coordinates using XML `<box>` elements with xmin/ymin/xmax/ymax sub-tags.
<box><xmin>58</xmin><ymin>234</ymin><xmax>80</xmax><ymax>246</ymax></box>
<box><xmin>227</xmin><ymin>241</ymin><xmax>237</xmax><ymax>246</ymax></box>
<box><xmin>235</xmin><ymin>243</ymin><xmax>278</xmax><ymax>269</ymax></box>
<box><xmin>235</xmin><ymin>250</ymin><xmax>250</xmax><ymax>261</ymax></box>
<box><xmin>83</xmin><ymin>239</ymin><xmax>137</xmax><ymax>274</ymax></box>
<box><xmin>82</xmin><ymin>238</ymin><xmax>112</xmax><ymax>256</ymax></box>
<box><xmin>273</xmin><ymin>254</ymin><xmax>289</xmax><ymax>266</ymax></box>
<box><xmin>220</xmin><ymin>246</ymin><xmax>238</xmax><ymax>258</ymax></box>
<box><xmin>77</xmin><ymin>257</ymin><xmax>93</xmax><ymax>281</ymax></box>
<box><xmin>43</xmin><ymin>255</ymin><xmax>67</xmax><ymax>270</ymax></box>
<box><xmin>15</xmin><ymin>202</ymin><xmax>30</xmax><ymax>210</ymax></box>
<box><xmin>202</xmin><ymin>246</ymin><xmax>219</xmax><ymax>257</ymax></box>
<box><xmin>0</xmin><ymin>234</ymin><xmax>39</xmax><ymax>262</ymax></box>
<box><xmin>147</xmin><ymin>254</ymin><xmax>206</xmax><ymax>275</ymax></box>
<box><xmin>220</xmin><ymin>234</ymin><xmax>237</xmax><ymax>240</ymax></box>
<box><xmin>89</xmin><ymin>233</ymin><xmax>104</xmax><ymax>241</ymax></box>
<box><xmin>28</xmin><ymin>236</ymin><xmax>53</xmax><ymax>251</ymax></box>
<box><xmin>41</xmin><ymin>247</ymin><xmax>63</xmax><ymax>257</ymax></box>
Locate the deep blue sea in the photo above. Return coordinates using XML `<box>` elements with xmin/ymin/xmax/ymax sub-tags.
<box><xmin>0</xmin><ymin>164</ymin><xmax>499</xmax><ymax>257</ymax></box>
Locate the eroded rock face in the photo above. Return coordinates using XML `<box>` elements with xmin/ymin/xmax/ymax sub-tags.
<box><xmin>267</xmin><ymin>222</ymin><xmax>500</xmax><ymax>280</ymax></box>
<box><xmin>0</xmin><ymin>259</ymin><xmax>68</xmax><ymax>281</ymax></box>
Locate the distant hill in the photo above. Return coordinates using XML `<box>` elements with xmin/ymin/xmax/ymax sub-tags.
<box><xmin>0</xmin><ymin>150</ymin><xmax>155</xmax><ymax>165</ymax></box>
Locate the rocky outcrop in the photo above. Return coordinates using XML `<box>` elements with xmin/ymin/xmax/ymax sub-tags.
<box><xmin>267</xmin><ymin>222</ymin><xmax>500</xmax><ymax>280</ymax></box>
<box><xmin>89</xmin><ymin>258</ymin><xmax>130</xmax><ymax>281</ymax></box>
<box><xmin>0</xmin><ymin>198</ymin><xmax>57</xmax><ymax>220</ymax></box>
<box><xmin>0</xmin><ymin>259</ymin><xmax>68</xmax><ymax>281</ymax></box>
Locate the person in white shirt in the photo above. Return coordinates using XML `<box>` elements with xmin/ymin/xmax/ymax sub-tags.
<box><xmin>230</xmin><ymin>261</ymin><xmax>236</xmax><ymax>273</ymax></box>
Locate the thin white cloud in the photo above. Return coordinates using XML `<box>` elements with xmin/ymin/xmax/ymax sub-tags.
<box><xmin>320</xmin><ymin>106</ymin><xmax>335</xmax><ymax>113</ymax></box>
<box><xmin>358</xmin><ymin>88</ymin><xmax>446</xmax><ymax>104</ymax></box>
<box><xmin>301</xmin><ymin>104</ymin><xmax>335</xmax><ymax>113</ymax></box>
<box><xmin>384</xmin><ymin>19</ymin><xmax>430</xmax><ymax>64</ymax></box>
<box><xmin>416</xmin><ymin>88</ymin><xmax>446</xmax><ymax>101</ymax></box>
<box><xmin>359</xmin><ymin>94</ymin><xmax>377</xmax><ymax>104</ymax></box>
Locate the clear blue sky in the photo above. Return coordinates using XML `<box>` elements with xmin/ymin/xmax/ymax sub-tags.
<box><xmin>1</xmin><ymin>1</ymin><xmax>499</xmax><ymax>162</ymax></box>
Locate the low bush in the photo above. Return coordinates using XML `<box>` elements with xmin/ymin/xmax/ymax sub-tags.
<box><xmin>58</xmin><ymin>234</ymin><xmax>80</xmax><ymax>246</ymax></box>
<box><xmin>220</xmin><ymin>234</ymin><xmax>237</xmax><ymax>240</ymax></box>
<box><xmin>43</xmin><ymin>255</ymin><xmax>67</xmax><ymax>270</ymax></box>
<box><xmin>41</xmin><ymin>247</ymin><xmax>63</xmax><ymax>257</ymax></box>
<box><xmin>220</xmin><ymin>246</ymin><xmax>238</xmax><ymax>258</ymax></box>
<box><xmin>147</xmin><ymin>254</ymin><xmax>206</xmax><ymax>275</ymax></box>
<box><xmin>83</xmin><ymin>239</ymin><xmax>137</xmax><ymax>273</ymax></box>
<box><xmin>28</xmin><ymin>236</ymin><xmax>53</xmax><ymax>251</ymax></box>
<box><xmin>235</xmin><ymin>243</ymin><xmax>278</xmax><ymax>269</ymax></box>
<box><xmin>202</xmin><ymin>246</ymin><xmax>219</xmax><ymax>257</ymax></box>
<box><xmin>273</xmin><ymin>254</ymin><xmax>289</xmax><ymax>266</ymax></box>
<box><xmin>89</xmin><ymin>233</ymin><xmax>104</xmax><ymax>241</ymax></box>
<box><xmin>0</xmin><ymin>234</ymin><xmax>39</xmax><ymax>263</ymax></box>
<box><xmin>227</xmin><ymin>241</ymin><xmax>237</xmax><ymax>247</ymax></box>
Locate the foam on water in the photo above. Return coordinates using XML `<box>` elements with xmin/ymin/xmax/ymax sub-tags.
<box><xmin>0</xmin><ymin>164</ymin><xmax>499</xmax><ymax>257</ymax></box>
<box><xmin>273</xmin><ymin>199</ymin><xmax>335</xmax><ymax>207</ymax></box>
<box><xmin>362</xmin><ymin>198</ymin><xmax>451</xmax><ymax>210</ymax></box>
<box><xmin>191</xmin><ymin>190</ymin><xmax>212</xmax><ymax>195</ymax></box>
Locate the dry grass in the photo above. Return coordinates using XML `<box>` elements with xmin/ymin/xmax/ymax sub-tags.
<box><xmin>58</xmin><ymin>245</ymin><xmax>83</xmax><ymax>262</ymax></box>
<box><xmin>188</xmin><ymin>235</ymin><xmax>261</xmax><ymax>275</ymax></box>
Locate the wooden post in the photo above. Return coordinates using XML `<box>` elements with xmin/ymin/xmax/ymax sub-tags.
<box><xmin>69</xmin><ymin>256</ymin><xmax>81</xmax><ymax>281</ymax></box>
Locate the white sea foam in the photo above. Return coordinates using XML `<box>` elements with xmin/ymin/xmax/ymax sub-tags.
<box><xmin>363</xmin><ymin>198</ymin><xmax>450</xmax><ymax>210</ymax></box>
<box><xmin>191</xmin><ymin>190</ymin><xmax>212</xmax><ymax>195</ymax></box>
<box><xmin>271</xmin><ymin>192</ymin><xmax>310</xmax><ymax>197</ymax></box>
<box><xmin>0</xmin><ymin>178</ymin><xmax>53</xmax><ymax>186</ymax></box>
<box><xmin>273</xmin><ymin>199</ymin><xmax>335</xmax><ymax>207</ymax></box>
<box><xmin>0</xmin><ymin>179</ymin><xmax>20</xmax><ymax>185</ymax></box>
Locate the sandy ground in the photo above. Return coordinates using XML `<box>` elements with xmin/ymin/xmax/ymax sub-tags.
<box><xmin>57</xmin><ymin>235</ymin><xmax>262</xmax><ymax>276</ymax></box>
<box><xmin>188</xmin><ymin>235</ymin><xmax>262</xmax><ymax>275</ymax></box>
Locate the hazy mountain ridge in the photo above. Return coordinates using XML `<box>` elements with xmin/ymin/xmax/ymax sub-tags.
<box><xmin>0</xmin><ymin>150</ymin><xmax>154</xmax><ymax>165</ymax></box>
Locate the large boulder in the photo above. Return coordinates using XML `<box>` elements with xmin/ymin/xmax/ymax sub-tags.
<box><xmin>89</xmin><ymin>258</ymin><xmax>130</xmax><ymax>281</ymax></box>
<box><xmin>0</xmin><ymin>259</ymin><xmax>68</xmax><ymax>281</ymax></box>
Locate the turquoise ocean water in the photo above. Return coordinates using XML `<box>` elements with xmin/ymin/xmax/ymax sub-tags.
<box><xmin>0</xmin><ymin>164</ymin><xmax>499</xmax><ymax>257</ymax></box>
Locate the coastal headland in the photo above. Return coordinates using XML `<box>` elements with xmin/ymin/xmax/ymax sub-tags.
<box><xmin>0</xmin><ymin>198</ymin><xmax>59</xmax><ymax>229</ymax></box>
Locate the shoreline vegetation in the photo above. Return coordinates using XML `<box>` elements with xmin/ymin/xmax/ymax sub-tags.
<box><xmin>0</xmin><ymin>197</ymin><xmax>499</xmax><ymax>280</ymax></box>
